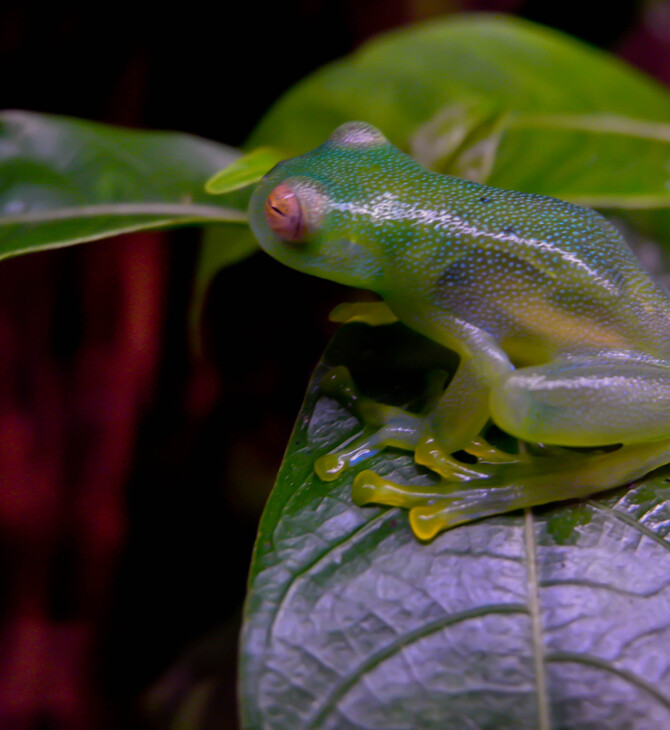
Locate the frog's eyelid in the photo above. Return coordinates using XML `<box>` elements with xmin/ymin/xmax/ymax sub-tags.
<box><xmin>269</xmin><ymin>201</ymin><xmax>302</xmax><ymax>240</ymax></box>
<box><xmin>264</xmin><ymin>182</ymin><xmax>308</xmax><ymax>243</ymax></box>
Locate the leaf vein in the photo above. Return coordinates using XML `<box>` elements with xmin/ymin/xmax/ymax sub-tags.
<box><xmin>587</xmin><ymin>500</ymin><xmax>670</xmax><ymax>553</ymax></box>
<box><xmin>267</xmin><ymin>509</ymin><xmax>402</xmax><ymax>640</ymax></box>
<box><xmin>524</xmin><ymin>508</ymin><xmax>551</xmax><ymax>730</ymax></box>
<box><xmin>303</xmin><ymin>602</ymin><xmax>529</xmax><ymax>730</ymax></box>
<box><xmin>540</xmin><ymin>578</ymin><xmax>670</xmax><ymax>600</ymax></box>
<box><xmin>546</xmin><ymin>651</ymin><xmax>670</xmax><ymax>710</ymax></box>
<box><xmin>0</xmin><ymin>202</ymin><xmax>246</xmax><ymax>224</ymax></box>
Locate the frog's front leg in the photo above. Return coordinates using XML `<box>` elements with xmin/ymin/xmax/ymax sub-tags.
<box><xmin>315</xmin><ymin>300</ymin><xmax>439</xmax><ymax>480</ymax></box>
<box><xmin>314</xmin><ymin>365</ymin><xmax>488</xmax><ymax>482</ymax></box>
<box><xmin>414</xmin><ymin>355</ymin><xmax>514</xmax><ymax>476</ymax></box>
<box><xmin>315</xmin><ymin>323</ymin><xmax>518</xmax><ymax>482</ymax></box>
<box><xmin>407</xmin><ymin>316</ymin><xmax>519</xmax><ymax>473</ymax></box>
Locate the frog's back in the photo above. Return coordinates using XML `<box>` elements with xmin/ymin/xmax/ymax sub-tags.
<box><xmin>251</xmin><ymin>121</ymin><xmax>670</xmax><ymax>363</ymax></box>
<box><xmin>386</xmin><ymin>169</ymin><xmax>670</xmax><ymax>362</ymax></box>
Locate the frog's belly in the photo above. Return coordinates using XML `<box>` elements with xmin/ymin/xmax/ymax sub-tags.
<box><xmin>460</xmin><ymin>291</ymin><xmax>628</xmax><ymax>355</ymax></box>
<box><xmin>500</xmin><ymin>305</ymin><xmax>633</xmax><ymax>364</ymax></box>
<box><xmin>435</xmin><ymin>274</ymin><xmax>638</xmax><ymax>365</ymax></box>
<box><xmin>430</xmin><ymin>246</ymin><xmax>670</xmax><ymax>362</ymax></box>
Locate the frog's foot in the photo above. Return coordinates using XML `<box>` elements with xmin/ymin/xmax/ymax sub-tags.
<box><xmin>353</xmin><ymin>437</ymin><xmax>670</xmax><ymax>540</ymax></box>
<box><xmin>316</xmin><ymin>419</ymin><xmax>424</xmax><ymax>481</ymax></box>
<box><xmin>414</xmin><ymin>433</ymin><xmax>523</xmax><ymax>482</ymax></box>
<box><xmin>315</xmin><ymin>365</ymin><xmax>431</xmax><ymax>481</ymax></box>
<box><xmin>467</xmin><ymin>436</ymin><xmax>524</xmax><ymax>463</ymax></box>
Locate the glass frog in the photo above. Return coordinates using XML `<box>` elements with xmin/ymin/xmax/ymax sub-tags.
<box><xmin>248</xmin><ymin>121</ymin><xmax>670</xmax><ymax>540</ymax></box>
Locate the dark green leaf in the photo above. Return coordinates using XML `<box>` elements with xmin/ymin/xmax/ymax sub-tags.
<box><xmin>0</xmin><ymin>110</ymin><xmax>247</xmax><ymax>259</ymax></box>
<box><xmin>240</xmin><ymin>323</ymin><xmax>670</xmax><ymax>729</ymax></box>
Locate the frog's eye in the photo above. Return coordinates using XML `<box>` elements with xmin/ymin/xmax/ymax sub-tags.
<box><xmin>265</xmin><ymin>182</ymin><xmax>307</xmax><ymax>243</ymax></box>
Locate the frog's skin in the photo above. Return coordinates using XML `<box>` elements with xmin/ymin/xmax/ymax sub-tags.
<box><xmin>249</xmin><ymin>121</ymin><xmax>670</xmax><ymax>540</ymax></box>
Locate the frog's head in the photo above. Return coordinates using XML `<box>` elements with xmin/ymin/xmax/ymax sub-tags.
<box><xmin>249</xmin><ymin>122</ymin><xmax>398</xmax><ymax>291</ymax></box>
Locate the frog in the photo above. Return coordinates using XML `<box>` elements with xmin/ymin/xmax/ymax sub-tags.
<box><xmin>248</xmin><ymin>120</ymin><xmax>670</xmax><ymax>540</ymax></box>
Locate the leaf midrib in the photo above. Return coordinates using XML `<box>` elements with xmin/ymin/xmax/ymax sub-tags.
<box><xmin>524</xmin><ymin>508</ymin><xmax>550</xmax><ymax>730</ymax></box>
<box><xmin>0</xmin><ymin>202</ymin><xmax>247</xmax><ymax>225</ymax></box>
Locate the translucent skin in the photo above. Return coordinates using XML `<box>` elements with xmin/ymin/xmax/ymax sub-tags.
<box><xmin>249</xmin><ymin>121</ymin><xmax>670</xmax><ymax>540</ymax></box>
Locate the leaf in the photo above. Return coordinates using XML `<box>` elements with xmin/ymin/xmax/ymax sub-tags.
<box><xmin>246</xmin><ymin>13</ymin><xmax>670</xmax><ymax>227</ymax></box>
<box><xmin>409</xmin><ymin>99</ymin><xmax>510</xmax><ymax>183</ymax></box>
<box><xmin>240</xmin><ymin>323</ymin><xmax>670</xmax><ymax>729</ymax></box>
<box><xmin>487</xmin><ymin>113</ymin><xmax>670</xmax><ymax>207</ymax></box>
<box><xmin>205</xmin><ymin>147</ymin><xmax>286</xmax><ymax>195</ymax></box>
<box><xmin>248</xmin><ymin>14</ymin><xmax>670</xmax><ymax>154</ymax></box>
<box><xmin>0</xmin><ymin>110</ymin><xmax>248</xmax><ymax>260</ymax></box>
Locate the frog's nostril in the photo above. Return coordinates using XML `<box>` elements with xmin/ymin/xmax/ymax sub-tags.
<box><xmin>265</xmin><ymin>182</ymin><xmax>307</xmax><ymax>243</ymax></box>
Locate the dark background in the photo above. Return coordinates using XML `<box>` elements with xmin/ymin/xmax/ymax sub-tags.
<box><xmin>1</xmin><ymin>1</ymin><xmax>668</xmax><ymax>728</ymax></box>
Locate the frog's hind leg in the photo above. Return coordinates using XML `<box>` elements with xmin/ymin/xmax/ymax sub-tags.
<box><xmin>348</xmin><ymin>352</ymin><xmax>670</xmax><ymax>539</ymax></box>
<box><xmin>489</xmin><ymin>353</ymin><xmax>670</xmax><ymax>447</ymax></box>
<box><xmin>354</xmin><ymin>437</ymin><xmax>670</xmax><ymax>540</ymax></box>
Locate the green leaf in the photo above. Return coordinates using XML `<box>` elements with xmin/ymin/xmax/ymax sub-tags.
<box><xmin>248</xmin><ymin>14</ymin><xmax>670</xmax><ymax>154</ymax></box>
<box><xmin>246</xmin><ymin>13</ymin><xmax>670</xmax><ymax>229</ymax></box>
<box><xmin>410</xmin><ymin>99</ymin><xmax>510</xmax><ymax>183</ymax></box>
<box><xmin>240</xmin><ymin>323</ymin><xmax>670</xmax><ymax>729</ymax></box>
<box><xmin>486</xmin><ymin>113</ymin><xmax>670</xmax><ymax>207</ymax></box>
<box><xmin>0</xmin><ymin>110</ymin><xmax>247</xmax><ymax>260</ymax></box>
<box><xmin>205</xmin><ymin>147</ymin><xmax>286</xmax><ymax>195</ymax></box>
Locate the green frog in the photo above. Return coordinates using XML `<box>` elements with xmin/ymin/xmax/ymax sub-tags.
<box><xmin>249</xmin><ymin>121</ymin><xmax>670</xmax><ymax>540</ymax></box>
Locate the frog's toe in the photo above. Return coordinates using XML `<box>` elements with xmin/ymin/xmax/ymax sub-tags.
<box><xmin>329</xmin><ymin>301</ymin><xmax>398</xmax><ymax>326</ymax></box>
<box><xmin>466</xmin><ymin>436</ymin><xmax>525</xmax><ymax>464</ymax></box>
<box><xmin>414</xmin><ymin>433</ymin><xmax>519</xmax><ymax>480</ymax></box>
<box><xmin>408</xmin><ymin>485</ymin><xmax>514</xmax><ymax>539</ymax></box>
<box><xmin>352</xmin><ymin>469</ymin><xmax>508</xmax><ymax>540</ymax></box>
<box><xmin>409</xmin><ymin>505</ymin><xmax>464</xmax><ymax>542</ymax></box>
<box><xmin>315</xmin><ymin>453</ymin><xmax>349</xmax><ymax>481</ymax></box>
<box><xmin>352</xmin><ymin>469</ymin><xmax>458</xmax><ymax>509</ymax></box>
<box><xmin>415</xmin><ymin>436</ymin><xmax>490</xmax><ymax>480</ymax></box>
